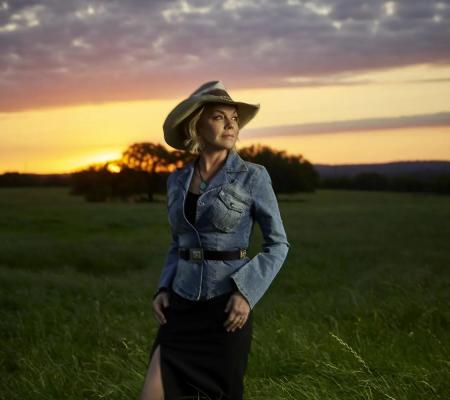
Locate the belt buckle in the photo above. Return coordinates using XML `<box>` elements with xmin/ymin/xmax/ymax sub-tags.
<box><xmin>189</xmin><ymin>247</ymin><xmax>204</xmax><ymax>262</ymax></box>
<box><xmin>239</xmin><ymin>248</ymin><xmax>247</xmax><ymax>259</ymax></box>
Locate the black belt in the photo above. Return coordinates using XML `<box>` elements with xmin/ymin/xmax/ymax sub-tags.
<box><xmin>178</xmin><ymin>247</ymin><xmax>247</xmax><ymax>262</ymax></box>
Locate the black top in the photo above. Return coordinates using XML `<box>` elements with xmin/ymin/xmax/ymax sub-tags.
<box><xmin>185</xmin><ymin>190</ymin><xmax>201</xmax><ymax>226</ymax></box>
<box><xmin>153</xmin><ymin>190</ymin><xmax>201</xmax><ymax>299</ymax></box>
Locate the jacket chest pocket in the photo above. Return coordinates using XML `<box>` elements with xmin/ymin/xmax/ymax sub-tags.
<box><xmin>210</xmin><ymin>187</ymin><xmax>251</xmax><ymax>233</ymax></box>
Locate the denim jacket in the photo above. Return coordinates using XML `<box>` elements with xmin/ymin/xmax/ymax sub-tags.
<box><xmin>153</xmin><ymin>149</ymin><xmax>290</xmax><ymax>310</ymax></box>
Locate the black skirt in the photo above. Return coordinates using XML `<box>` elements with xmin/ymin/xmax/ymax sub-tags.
<box><xmin>148</xmin><ymin>286</ymin><xmax>253</xmax><ymax>399</ymax></box>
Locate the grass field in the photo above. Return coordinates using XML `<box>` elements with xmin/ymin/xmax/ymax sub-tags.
<box><xmin>0</xmin><ymin>187</ymin><xmax>449</xmax><ymax>399</ymax></box>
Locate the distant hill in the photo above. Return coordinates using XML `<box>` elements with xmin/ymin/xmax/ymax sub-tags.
<box><xmin>313</xmin><ymin>160</ymin><xmax>450</xmax><ymax>180</ymax></box>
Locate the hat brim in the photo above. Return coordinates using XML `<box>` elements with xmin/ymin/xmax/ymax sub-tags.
<box><xmin>163</xmin><ymin>95</ymin><xmax>260</xmax><ymax>150</ymax></box>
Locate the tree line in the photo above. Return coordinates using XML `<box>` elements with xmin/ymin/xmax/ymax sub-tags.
<box><xmin>69</xmin><ymin>143</ymin><xmax>318</xmax><ymax>202</ymax></box>
<box><xmin>321</xmin><ymin>172</ymin><xmax>450</xmax><ymax>194</ymax></box>
<box><xmin>2</xmin><ymin>142</ymin><xmax>449</xmax><ymax>197</ymax></box>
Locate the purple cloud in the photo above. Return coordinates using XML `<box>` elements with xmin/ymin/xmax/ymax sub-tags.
<box><xmin>243</xmin><ymin>111</ymin><xmax>450</xmax><ymax>138</ymax></box>
<box><xmin>0</xmin><ymin>0</ymin><xmax>449</xmax><ymax>111</ymax></box>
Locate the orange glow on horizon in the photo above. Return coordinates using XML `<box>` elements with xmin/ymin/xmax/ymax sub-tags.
<box><xmin>3</xmin><ymin>125</ymin><xmax>449</xmax><ymax>175</ymax></box>
<box><xmin>107</xmin><ymin>163</ymin><xmax>122</xmax><ymax>173</ymax></box>
<box><xmin>1</xmin><ymin>63</ymin><xmax>450</xmax><ymax>174</ymax></box>
<box><xmin>69</xmin><ymin>149</ymin><xmax>123</xmax><ymax>173</ymax></box>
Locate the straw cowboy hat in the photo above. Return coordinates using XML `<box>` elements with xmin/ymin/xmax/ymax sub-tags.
<box><xmin>163</xmin><ymin>80</ymin><xmax>260</xmax><ymax>150</ymax></box>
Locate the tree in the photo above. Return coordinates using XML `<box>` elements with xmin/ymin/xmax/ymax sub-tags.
<box><xmin>121</xmin><ymin>143</ymin><xmax>191</xmax><ymax>201</ymax></box>
<box><xmin>238</xmin><ymin>144</ymin><xmax>319</xmax><ymax>192</ymax></box>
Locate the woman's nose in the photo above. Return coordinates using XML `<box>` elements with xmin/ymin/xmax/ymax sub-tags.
<box><xmin>225</xmin><ymin>117</ymin><xmax>237</xmax><ymax>128</ymax></box>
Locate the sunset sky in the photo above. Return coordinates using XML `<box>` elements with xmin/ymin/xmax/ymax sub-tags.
<box><xmin>1</xmin><ymin>0</ymin><xmax>449</xmax><ymax>174</ymax></box>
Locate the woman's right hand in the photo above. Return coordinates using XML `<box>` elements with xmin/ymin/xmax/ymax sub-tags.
<box><xmin>153</xmin><ymin>291</ymin><xmax>170</xmax><ymax>325</ymax></box>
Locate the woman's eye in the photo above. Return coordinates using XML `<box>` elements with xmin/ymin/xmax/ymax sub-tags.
<box><xmin>213</xmin><ymin>115</ymin><xmax>238</xmax><ymax>121</ymax></box>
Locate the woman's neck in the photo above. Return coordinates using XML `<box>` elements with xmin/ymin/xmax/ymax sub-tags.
<box><xmin>197</xmin><ymin>149</ymin><xmax>230</xmax><ymax>175</ymax></box>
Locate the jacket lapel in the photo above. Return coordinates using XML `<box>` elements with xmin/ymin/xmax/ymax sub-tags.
<box><xmin>176</xmin><ymin>149</ymin><xmax>248</xmax><ymax>192</ymax></box>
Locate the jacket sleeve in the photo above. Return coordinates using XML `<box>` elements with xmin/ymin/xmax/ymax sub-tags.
<box><xmin>230</xmin><ymin>166</ymin><xmax>290</xmax><ymax>310</ymax></box>
<box><xmin>153</xmin><ymin>172</ymin><xmax>179</xmax><ymax>299</ymax></box>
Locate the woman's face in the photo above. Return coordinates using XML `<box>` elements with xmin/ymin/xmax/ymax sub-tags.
<box><xmin>196</xmin><ymin>104</ymin><xmax>239</xmax><ymax>151</ymax></box>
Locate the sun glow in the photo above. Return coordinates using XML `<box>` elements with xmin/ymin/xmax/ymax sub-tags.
<box><xmin>70</xmin><ymin>149</ymin><xmax>123</xmax><ymax>172</ymax></box>
<box><xmin>107</xmin><ymin>163</ymin><xmax>122</xmax><ymax>173</ymax></box>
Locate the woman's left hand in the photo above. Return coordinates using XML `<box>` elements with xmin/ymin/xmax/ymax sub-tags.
<box><xmin>223</xmin><ymin>291</ymin><xmax>250</xmax><ymax>332</ymax></box>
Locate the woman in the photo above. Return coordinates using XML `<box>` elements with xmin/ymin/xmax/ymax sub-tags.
<box><xmin>139</xmin><ymin>81</ymin><xmax>290</xmax><ymax>399</ymax></box>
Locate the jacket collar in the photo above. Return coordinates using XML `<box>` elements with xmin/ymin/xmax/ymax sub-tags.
<box><xmin>176</xmin><ymin>149</ymin><xmax>248</xmax><ymax>192</ymax></box>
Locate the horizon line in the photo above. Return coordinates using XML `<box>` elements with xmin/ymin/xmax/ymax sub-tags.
<box><xmin>2</xmin><ymin>158</ymin><xmax>450</xmax><ymax>175</ymax></box>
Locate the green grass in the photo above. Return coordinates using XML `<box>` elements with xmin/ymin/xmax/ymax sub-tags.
<box><xmin>0</xmin><ymin>187</ymin><xmax>449</xmax><ymax>399</ymax></box>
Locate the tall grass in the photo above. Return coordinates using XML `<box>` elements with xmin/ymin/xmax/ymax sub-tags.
<box><xmin>0</xmin><ymin>187</ymin><xmax>449</xmax><ymax>399</ymax></box>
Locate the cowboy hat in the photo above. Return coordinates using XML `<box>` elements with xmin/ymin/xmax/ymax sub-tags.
<box><xmin>163</xmin><ymin>80</ymin><xmax>260</xmax><ymax>150</ymax></box>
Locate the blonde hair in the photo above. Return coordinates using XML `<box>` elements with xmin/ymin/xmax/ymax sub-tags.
<box><xmin>182</xmin><ymin>103</ymin><xmax>239</xmax><ymax>155</ymax></box>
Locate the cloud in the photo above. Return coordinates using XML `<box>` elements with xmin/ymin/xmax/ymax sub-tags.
<box><xmin>0</xmin><ymin>0</ymin><xmax>449</xmax><ymax>111</ymax></box>
<box><xmin>243</xmin><ymin>111</ymin><xmax>450</xmax><ymax>138</ymax></box>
